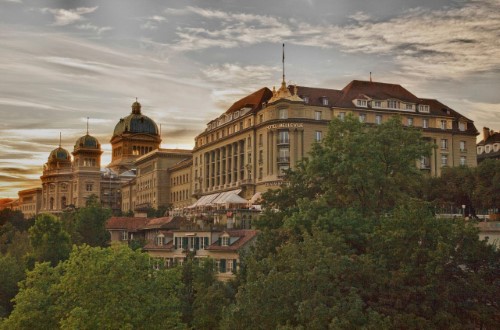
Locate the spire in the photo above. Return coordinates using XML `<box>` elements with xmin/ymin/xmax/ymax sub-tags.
<box><xmin>282</xmin><ymin>43</ymin><xmax>285</xmax><ymax>84</ymax></box>
<box><xmin>370</xmin><ymin>72</ymin><xmax>372</xmax><ymax>82</ymax></box>
<box><xmin>59</xmin><ymin>132</ymin><xmax>62</xmax><ymax>148</ymax></box>
<box><xmin>86</xmin><ymin>117</ymin><xmax>89</xmax><ymax>135</ymax></box>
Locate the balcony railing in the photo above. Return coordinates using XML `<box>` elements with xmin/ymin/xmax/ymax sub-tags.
<box><xmin>277</xmin><ymin>139</ymin><xmax>289</xmax><ymax>145</ymax></box>
<box><xmin>277</xmin><ymin>157</ymin><xmax>290</xmax><ymax>163</ymax></box>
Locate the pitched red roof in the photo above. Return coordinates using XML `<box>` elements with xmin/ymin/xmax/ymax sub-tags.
<box><xmin>225</xmin><ymin>87</ymin><xmax>273</xmax><ymax>114</ymax></box>
<box><xmin>206</xmin><ymin>230</ymin><xmax>259</xmax><ymax>251</ymax></box>
<box><xmin>143</xmin><ymin>216</ymin><xmax>190</xmax><ymax>230</ymax></box>
<box><xmin>106</xmin><ymin>217</ymin><xmax>150</xmax><ymax>232</ymax></box>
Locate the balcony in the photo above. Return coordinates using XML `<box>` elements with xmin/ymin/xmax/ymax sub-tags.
<box><xmin>277</xmin><ymin>139</ymin><xmax>289</xmax><ymax>145</ymax></box>
<box><xmin>277</xmin><ymin>157</ymin><xmax>290</xmax><ymax>163</ymax></box>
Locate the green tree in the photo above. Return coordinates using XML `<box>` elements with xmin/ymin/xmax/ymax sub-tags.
<box><xmin>29</xmin><ymin>213</ymin><xmax>72</xmax><ymax>266</ymax></box>
<box><xmin>0</xmin><ymin>255</ymin><xmax>25</xmax><ymax>318</ymax></box>
<box><xmin>0</xmin><ymin>262</ymin><xmax>62</xmax><ymax>330</ymax></box>
<box><xmin>73</xmin><ymin>194</ymin><xmax>111</xmax><ymax>247</ymax></box>
<box><xmin>2</xmin><ymin>245</ymin><xmax>186</xmax><ymax>329</ymax></box>
<box><xmin>473</xmin><ymin>159</ymin><xmax>500</xmax><ymax>212</ymax></box>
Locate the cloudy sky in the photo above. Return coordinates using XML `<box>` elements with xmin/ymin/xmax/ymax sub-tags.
<box><xmin>1</xmin><ymin>0</ymin><xmax>499</xmax><ymax>198</ymax></box>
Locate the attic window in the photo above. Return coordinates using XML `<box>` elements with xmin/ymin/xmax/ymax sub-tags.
<box><xmin>234</xmin><ymin>111</ymin><xmax>239</xmax><ymax>118</ymax></box>
<box><xmin>374</xmin><ymin>101</ymin><xmax>381</xmax><ymax>108</ymax></box>
<box><xmin>387</xmin><ymin>100</ymin><xmax>399</xmax><ymax>109</ymax></box>
<box><xmin>459</xmin><ymin>121</ymin><xmax>467</xmax><ymax>131</ymax></box>
<box><xmin>418</xmin><ymin>105</ymin><xmax>430</xmax><ymax>113</ymax></box>
<box><xmin>356</xmin><ymin>100</ymin><xmax>367</xmax><ymax>107</ymax></box>
<box><xmin>221</xmin><ymin>236</ymin><xmax>230</xmax><ymax>246</ymax></box>
<box><xmin>322</xmin><ymin>97</ymin><xmax>329</xmax><ymax>106</ymax></box>
<box><xmin>303</xmin><ymin>96</ymin><xmax>309</xmax><ymax>104</ymax></box>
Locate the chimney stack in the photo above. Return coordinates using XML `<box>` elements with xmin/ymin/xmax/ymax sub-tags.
<box><xmin>483</xmin><ymin>127</ymin><xmax>490</xmax><ymax>142</ymax></box>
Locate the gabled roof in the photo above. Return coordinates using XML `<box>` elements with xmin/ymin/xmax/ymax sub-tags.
<box><xmin>106</xmin><ymin>217</ymin><xmax>150</xmax><ymax>232</ymax></box>
<box><xmin>225</xmin><ymin>87</ymin><xmax>273</xmax><ymax>114</ymax></box>
<box><xmin>206</xmin><ymin>230</ymin><xmax>259</xmax><ymax>251</ymax></box>
<box><xmin>334</xmin><ymin>80</ymin><xmax>420</xmax><ymax>108</ymax></box>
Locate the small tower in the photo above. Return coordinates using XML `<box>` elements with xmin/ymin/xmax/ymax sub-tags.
<box><xmin>72</xmin><ymin>120</ymin><xmax>103</xmax><ymax>207</ymax></box>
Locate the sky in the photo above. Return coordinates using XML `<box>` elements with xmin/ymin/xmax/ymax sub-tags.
<box><xmin>0</xmin><ymin>0</ymin><xmax>499</xmax><ymax>198</ymax></box>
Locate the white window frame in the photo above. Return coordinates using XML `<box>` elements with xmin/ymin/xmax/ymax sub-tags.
<box><xmin>441</xmin><ymin>139</ymin><xmax>448</xmax><ymax>150</ymax></box>
<box><xmin>278</xmin><ymin>109</ymin><xmax>288</xmax><ymax>119</ymax></box>
<box><xmin>375</xmin><ymin>115</ymin><xmax>382</xmax><ymax>125</ymax></box>
<box><xmin>440</xmin><ymin>120</ymin><xmax>447</xmax><ymax>130</ymax></box>
<box><xmin>315</xmin><ymin>131</ymin><xmax>322</xmax><ymax>142</ymax></box>
<box><xmin>407</xmin><ymin>117</ymin><xmax>413</xmax><ymax>126</ymax></box>
<box><xmin>338</xmin><ymin>112</ymin><xmax>345</xmax><ymax>121</ymax></box>
<box><xmin>359</xmin><ymin>113</ymin><xmax>366</xmax><ymax>123</ymax></box>
<box><xmin>356</xmin><ymin>100</ymin><xmax>367</xmax><ymax>107</ymax></box>
<box><xmin>460</xmin><ymin>141</ymin><xmax>466</xmax><ymax>152</ymax></box>
<box><xmin>314</xmin><ymin>111</ymin><xmax>322</xmax><ymax>120</ymax></box>
<box><xmin>423</xmin><ymin>118</ymin><xmax>429</xmax><ymax>128</ymax></box>
<box><xmin>460</xmin><ymin>156</ymin><xmax>467</xmax><ymax>166</ymax></box>
<box><xmin>441</xmin><ymin>154</ymin><xmax>448</xmax><ymax>166</ymax></box>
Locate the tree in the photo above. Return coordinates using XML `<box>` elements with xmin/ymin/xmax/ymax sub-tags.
<box><xmin>0</xmin><ymin>262</ymin><xmax>62</xmax><ymax>330</ymax></box>
<box><xmin>29</xmin><ymin>213</ymin><xmax>72</xmax><ymax>266</ymax></box>
<box><xmin>473</xmin><ymin>159</ymin><xmax>500</xmax><ymax>212</ymax></box>
<box><xmin>2</xmin><ymin>245</ymin><xmax>186</xmax><ymax>329</ymax></box>
<box><xmin>73</xmin><ymin>194</ymin><xmax>111</xmax><ymax>247</ymax></box>
<box><xmin>0</xmin><ymin>256</ymin><xmax>25</xmax><ymax>318</ymax></box>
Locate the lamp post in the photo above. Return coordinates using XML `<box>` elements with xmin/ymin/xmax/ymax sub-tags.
<box><xmin>462</xmin><ymin>204</ymin><xmax>466</xmax><ymax>218</ymax></box>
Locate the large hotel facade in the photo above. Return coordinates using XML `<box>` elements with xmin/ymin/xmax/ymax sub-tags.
<box><xmin>189</xmin><ymin>78</ymin><xmax>478</xmax><ymax>206</ymax></box>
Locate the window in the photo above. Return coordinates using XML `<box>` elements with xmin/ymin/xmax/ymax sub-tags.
<box><xmin>322</xmin><ymin>97</ymin><xmax>329</xmax><ymax>106</ymax></box>
<box><xmin>303</xmin><ymin>96</ymin><xmax>309</xmax><ymax>104</ymax></box>
<box><xmin>121</xmin><ymin>231</ymin><xmax>128</xmax><ymax>241</ymax></box>
<box><xmin>259</xmin><ymin>114</ymin><xmax>263</xmax><ymax>123</ymax></box>
<box><xmin>278</xmin><ymin>148</ymin><xmax>290</xmax><ymax>163</ymax></box>
<box><xmin>407</xmin><ymin>117</ymin><xmax>413</xmax><ymax>126</ymax></box>
<box><xmin>359</xmin><ymin>113</ymin><xmax>366</xmax><ymax>123</ymax></box>
<box><xmin>315</xmin><ymin>131</ymin><xmax>322</xmax><ymax>142</ymax></box>
<box><xmin>357</xmin><ymin>100</ymin><xmax>367</xmax><ymax>107</ymax></box>
<box><xmin>460</xmin><ymin>156</ymin><xmax>467</xmax><ymax>166</ymax></box>
<box><xmin>314</xmin><ymin>111</ymin><xmax>322</xmax><ymax>120</ymax></box>
<box><xmin>440</xmin><ymin>120</ymin><xmax>447</xmax><ymax>130</ymax></box>
<box><xmin>278</xmin><ymin>109</ymin><xmax>288</xmax><ymax>119</ymax></box>
<box><xmin>460</xmin><ymin>141</ymin><xmax>466</xmax><ymax>152</ymax></box>
<box><xmin>86</xmin><ymin>183</ymin><xmax>93</xmax><ymax>192</ymax></box>
<box><xmin>387</xmin><ymin>100</ymin><xmax>399</xmax><ymax>109</ymax></box>
<box><xmin>278</xmin><ymin>130</ymin><xmax>289</xmax><ymax>144</ymax></box>
<box><xmin>423</xmin><ymin>118</ymin><xmax>429</xmax><ymax>128</ymax></box>
<box><xmin>405</xmin><ymin>104</ymin><xmax>413</xmax><ymax>110</ymax></box>
<box><xmin>441</xmin><ymin>154</ymin><xmax>448</xmax><ymax>166</ymax></box>
<box><xmin>221</xmin><ymin>236</ymin><xmax>230</xmax><ymax>246</ymax></box>
<box><xmin>440</xmin><ymin>139</ymin><xmax>448</xmax><ymax>150</ymax></box>
<box><xmin>338</xmin><ymin>112</ymin><xmax>346</xmax><ymax>121</ymax></box>
<box><xmin>374</xmin><ymin>101</ymin><xmax>381</xmax><ymax>108</ymax></box>
<box><xmin>259</xmin><ymin>134</ymin><xmax>263</xmax><ymax>146</ymax></box>
<box><xmin>420</xmin><ymin>156</ymin><xmax>430</xmax><ymax>169</ymax></box>
<box><xmin>375</xmin><ymin>115</ymin><xmax>382</xmax><ymax>125</ymax></box>
<box><xmin>459</xmin><ymin>122</ymin><xmax>466</xmax><ymax>131</ymax></box>
<box><xmin>419</xmin><ymin>105</ymin><xmax>430</xmax><ymax>113</ymax></box>
<box><xmin>156</xmin><ymin>235</ymin><xmax>164</xmax><ymax>246</ymax></box>
<box><xmin>227</xmin><ymin>260</ymin><xmax>234</xmax><ymax>273</ymax></box>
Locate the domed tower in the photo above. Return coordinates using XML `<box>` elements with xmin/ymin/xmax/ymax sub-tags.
<box><xmin>72</xmin><ymin>130</ymin><xmax>103</xmax><ymax>208</ymax></box>
<box><xmin>108</xmin><ymin>99</ymin><xmax>161</xmax><ymax>173</ymax></box>
<box><xmin>41</xmin><ymin>142</ymin><xmax>73</xmax><ymax>213</ymax></box>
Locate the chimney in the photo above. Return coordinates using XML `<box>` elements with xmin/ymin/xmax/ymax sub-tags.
<box><xmin>483</xmin><ymin>127</ymin><xmax>490</xmax><ymax>142</ymax></box>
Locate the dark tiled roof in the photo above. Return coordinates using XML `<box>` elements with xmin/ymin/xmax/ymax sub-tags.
<box><xmin>106</xmin><ymin>217</ymin><xmax>150</xmax><ymax>232</ymax></box>
<box><xmin>294</xmin><ymin>86</ymin><xmax>343</xmax><ymax>107</ymax></box>
<box><xmin>225</xmin><ymin>87</ymin><xmax>273</xmax><ymax>114</ymax></box>
<box><xmin>481</xmin><ymin>131</ymin><xmax>500</xmax><ymax>145</ymax></box>
<box><xmin>206</xmin><ymin>230</ymin><xmax>259</xmax><ymax>251</ymax></box>
<box><xmin>143</xmin><ymin>239</ymin><xmax>174</xmax><ymax>251</ymax></box>
<box><xmin>334</xmin><ymin>80</ymin><xmax>420</xmax><ymax>108</ymax></box>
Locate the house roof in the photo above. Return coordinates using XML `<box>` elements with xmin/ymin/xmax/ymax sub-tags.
<box><xmin>143</xmin><ymin>216</ymin><xmax>191</xmax><ymax>230</ymax></box>
<box><xmin>295</xmin><ymin>86</ymin><xmax>343</xmax><ymax>107</ymax></box>
<box><xmin>206</xmin><ymin>230</ymin><xmax>259</xmax><ymax>251</ymax></box>
<box><xmin>225</xmin><ymin>87</ymin><xmax>273</xmax><ymax>114</ymax></box>
<box><xmin>106</xmin><ymin>217</ymin><xmax>150</xmax><ymax>232</ymax></box>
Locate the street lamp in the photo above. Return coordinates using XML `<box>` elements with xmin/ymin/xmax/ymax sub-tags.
<box><xmin>462</xmin><ymin>204</ymin><xmax>466</xmax><ymax>218</ymax></box>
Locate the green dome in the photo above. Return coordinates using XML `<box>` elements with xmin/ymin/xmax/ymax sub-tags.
<box><xmin>49</xmin><ymin>147</ymin><xmax>71</xmax><ymax>161</ymax></box>
<box><xmin>113</xmin><ymin>100</ymin><xmax>159</xmax><ymax>137</ymax></box>
<box><xmin>74</xmin><ymin>134</ymin><xmax>100</xmax><ymax>150</ymax></box>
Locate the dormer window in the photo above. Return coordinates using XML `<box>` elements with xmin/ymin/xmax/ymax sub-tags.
<box><xmin>405</xmin><ymin>104</ymin><xmax>413</xmax><ymax>111</ymax></box>
<box><xmin>234</xmin><ymin>111</ymin><xmax>239</xmax><ymax>118</ymax></box>
<box><xmin>303</xmin><ymin>96</ymin><xmax>309</xmax><ymax>104</ymax></box>
<box><xmin>156</xmin><ymin>234</ymin><xmax>164</xmax><ymax>246</ymax></box>
<box><xmin>374</xmin><ymin>101</ymin><xmax>381</xmax><ymax>108</ymax></box>
<box><xmin>221</xmin><ymin>236</ymin><xmax>230</xmax><ymax>246</ymax></box>
<box><xmin>387</xmin><ymin>100</ymin><xmax>399</xmax><ymax>109</ymax></box>
<box><xmin>459</xmin><ymin>121</ymin><xmax>467</xmax><ymax>131</ymax></box>
<box><xmin>419</xmin><ymin>105</ymin><xmax>430</xmax><ymax>113</ymax></box>
<box><xmin>322</xmin><ymin>97</ymin><xmax>329</xmax><ymax>106</ymax></box>
<box><xmin>356</xmin><ymin>100</ymin><xmax>367</xmax><ymax>107</ymax></box>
